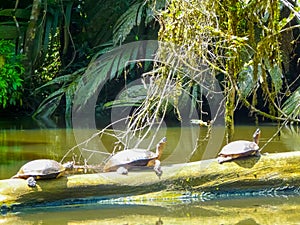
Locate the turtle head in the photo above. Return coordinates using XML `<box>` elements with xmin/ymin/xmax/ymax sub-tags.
<box><xmin>156</xmin><ymin>137</ymin><xmax>167</xmax><ymax>159</ymax></box>
<box><xmin>62</xmin><ymin>161</ymin><xmax>74</xmax><ymax>170</ymax></box>
<box><xmin>252</xmin><ymin>128</ymin><xmax>261</xmax><ymax>144</ymax></box>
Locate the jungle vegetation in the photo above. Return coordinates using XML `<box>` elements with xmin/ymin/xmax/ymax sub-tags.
<box><xmin>0</xmin><ymin>0</ymin><xmax>299</xmax><ymax>141</ymax></box>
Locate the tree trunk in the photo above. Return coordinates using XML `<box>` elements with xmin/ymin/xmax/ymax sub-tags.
<box><xmin>1</xmin><ymin>151</ymin><xmax>300</xmax><ymax>212</ymax></box>
<box><xmin>224</xmin><ymin>0</ymin><xmax>238</xmax><ymax>143</ymax></box>
<box><xmin>225</xmin><ymin>82</ymin><xmax>235</xmax><ymax>142</ymax></box>
<box><xmin>23</xmin><ymin>0</ymin><xmax>41</xmax><ymax>77</ymax></box>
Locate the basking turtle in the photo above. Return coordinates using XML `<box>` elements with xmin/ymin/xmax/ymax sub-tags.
<box><xmin>103</xmin><ymin>137</ymin><xmax>167</xmax><ymax>177</ymax></box>
<box><xmin>190</xmin><ymin>119</ymin><xmax>211</xmax><ymax>127</ymax></box>
<box><xmin>12</xmin><ymin>159</ymin><xmax>73</xmax><ymax>187</ymax></box>
<box><xmin>217</xmin><ymin>128</ymin><xmax>261</xmax><ymax>163</ymax></box>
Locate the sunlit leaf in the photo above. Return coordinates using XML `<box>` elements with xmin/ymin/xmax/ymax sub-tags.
<box><xmin>265</xmin><ymin>60</ymin><xmax>283</xmax><ymax>93</ymax></box>
<box><xmin>35</xmin><ymin>73</ymin><xmax>80</xmax><ymax>91</ymax></box>
<box><xmin>238</xmin><ymin>65</ymin><xmax>256</xmax><ymax>97</ymax></box>
<box><xmin>282</xmin><ymin>86</ymin><xmax>300</xmax><ymax>119</ymax></box>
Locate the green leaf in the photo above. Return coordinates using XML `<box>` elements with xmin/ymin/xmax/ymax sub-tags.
<box><xmin>269</xmin><ymin>63</ymin><xmax>283</xmax><ymax>93</ymax></box>
<box><xmin>65</xmin><ymin>76</ymin><xmax>81</xmax><ymax>118</ymax></box>
<box><xmin>74</xmin><ymin>41</ymin><xmax>158</xmax><ymax>110</ymax></box>
<box><xmin>104</xmin><ymin>84</ymin><xmax>147</xmax><ymax>108</ymax></box>
<box><xmin>238</xmin><ymin>64</ymin><xmax>257</xmax><ymax>97</ymax></box>
<box><xmin>278</xmin><ymin>10</ymin><xmax>297</xmax><ymax>30</ymax></box>
<box><xmin>113</xmin><ymin>2</ymin><xmax>145</xmax><ymax>45</ymax></box>
<box><xmin>282</xmin><ymin>86</ymin><xmax>300</xmax><ymax>119</ymax></box>
<box><xmin>35</xmin><ymin>69</ymin><xmax>85</xmax><ymax>91</ymax></box>
<box><xmin>0</xmin><ymin>9</ymin><xmax>31</xmax><ymax>19</ymax></box>
<box><xmin>33</xmin><ymin>94</ymin><xmax>63</xmax><ymax>119</ymax></box>
<box><xmin>190</xmin><ymin>85</ymin><xmax>198</xmax><ymax>118</ymax></box>
<box><xmin>33</xmin><ymin>88</ymin><xmax>66</xmax><ymax>118</ymax></box>
<box><xmin>264</xmin><ymin>60</ymin><xmax>283</xmax><ymax>93</ymax></box>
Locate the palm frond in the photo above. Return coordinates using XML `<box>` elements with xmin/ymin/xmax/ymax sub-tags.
<box><xmin>112</xmin><ymin>0</ymin><xmax>166</xmax><ymax>45</ymax></box>
<box><xmin>104</xmin><ymin>84</ymin><xmax>147</xmax><ymax>108</ymax></box>
<box><xmin>65</xmin><ymin>77</ymin><xmax>81</xmax><ymax>118</ymax></box>
<box><xmin>238</xmin><ymin>64</ymin><xmax>259</xmax><ymax>98</ymax></box>
<box><xmin>113</xmin><ymin>1</ymin><xmax>145</xmax><ymax>45</ymax></box>
<box><xmin>265</xmin><ymin>60</ymin><xmax>283</xmax><ymax>93</ymax></box>
<box><xmin>33</xmin><ymin>92</ymin><xmax>64</xmax><ymax>118</ymax></box>
<box><xmin>73</xmin><ymin>41</ymin><xmax>158</xmax><ymax>110</ymax></box>
<box><xmin>35</xmin><ymin>71</ymin><xmax>82</xmax><ymax>91</ymax></box>
<box><xmin>282</xmin><ymin>86</ymin><xmax>300</xmax><ymax>119</ymax></box>
<box><xmin>34</xmin><ymin>68</ymin><xmax>85</xmax><ymax>118</ymax></box>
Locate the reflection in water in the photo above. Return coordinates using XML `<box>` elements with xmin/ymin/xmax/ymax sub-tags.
<box><xmin>281</xmin><ymin>125</ymin><xmax>300</xmax><ymax>152</ymax></box>
<box><xmin>1</xmin><ymin>118</ymin><xmax>300</xmax><ymax>224</ymax></box>
<box><xmin>1</xmin><ymin>196</ymin><xmax>300</xmax><ymax>224</ymax></box>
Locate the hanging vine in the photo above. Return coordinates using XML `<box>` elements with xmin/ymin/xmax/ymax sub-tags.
<box><xmin>154</xmin><ymin>0</ymin><xmax>300</xmax><ymax>141</ymax></box>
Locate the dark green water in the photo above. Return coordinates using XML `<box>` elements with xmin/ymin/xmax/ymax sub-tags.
<box><xmin>0</xmin><ymin>117</ymin><xmax>299</xmax><ymax>224</ymax></box>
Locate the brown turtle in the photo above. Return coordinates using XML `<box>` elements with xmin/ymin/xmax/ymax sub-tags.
<box><xmin>217</xmin><ymin>128</ymin><xmax>261</xmax><ymax>163</ymax></box>
<box><xmin>103</xmin><ymin>137</ymin><xmax>167</xmax><ymax>177</ymax></box>
<box><xmin>12</xmin><ymin>159</ymin><xmax>73</xmax><ymax>187</ymax></box>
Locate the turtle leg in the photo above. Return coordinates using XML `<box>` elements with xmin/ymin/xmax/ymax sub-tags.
<box><xmin>116</xmin><ymin>167</ymin><xmax>128</xmax><ymax>175</ymax></box>
<box><xmin>254</xmin><ymin>150</ymin><xmax>261</xmax><ymax>157</ymax></box>
<box><xmin>154</xmin><ymin>160</ymin><xmax>162</xmax><ymax>178</ymax></box>
<box><xmin>26</xmin><ymin>177</ymin><xmax>37</xmax><ymax>187</ymax></box>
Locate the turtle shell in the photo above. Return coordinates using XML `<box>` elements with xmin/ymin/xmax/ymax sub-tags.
<box><xmin>218</xmin><ymin>140</ymin><xmax>259</xmax><ymax>156</ymax></box>
<box><xmin>103</xmin><ymin>149</ymin><xmax>157</xmax><ymax>172</ymax></box>
<box><xmin>13</xmin><ymin>159</ymin><xmax>65</xmax><ymax>180</ymax></box>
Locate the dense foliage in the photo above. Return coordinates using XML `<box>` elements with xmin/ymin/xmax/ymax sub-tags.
<box><xmin>155</xmin><ymin>0</ymin><xmax>300</xmax><ymax>139</ymax></box>
<box><xmin>0</xmin><ymin>0</ymin><xmax>299</xmax><ymax>136</ymax></box>
<box><xmin>0</xmin><ymin>40</ymin><xmax>24</xmax><ymax>108</ymax></box>
<box><xmin>32</xmin><ymin>0</ymin><xmax>163</xmax><ymax>119</ymax></box>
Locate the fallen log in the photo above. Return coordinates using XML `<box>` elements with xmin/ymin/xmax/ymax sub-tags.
<box><xmin>1</xmin><ymin>151</ymin><xmax>300</xmax><ymax>211</ymax></box>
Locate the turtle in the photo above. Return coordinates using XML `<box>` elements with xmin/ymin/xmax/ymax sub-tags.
<box><xmin>190</xmin><ymin>119</ymin><xmax>211</xmax><ymax>127</ymax></box>
<box><xmin>12</xmin><ymin>159</ymin><xmax>73</xmax><ymax>187</ymax></box>
<box><xmin>103</xmin><ymin>137</ymin><xmax>167</xmax><ymax>177</ymax></box>
<box><xmin>217</xmin><ymin>128</ymin><xmax>261</xmax><ymax>163</ymax></box>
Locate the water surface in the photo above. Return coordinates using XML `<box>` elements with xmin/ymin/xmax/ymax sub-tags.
<box><xmin>1</xmin><ymin>195</ymin><xmax>300</xmax><ymax>224</ymax></box>
<box><xmin>0</xmin><ymin>117</ymin><xmax>299</xmax><ymax>224</ymax></box>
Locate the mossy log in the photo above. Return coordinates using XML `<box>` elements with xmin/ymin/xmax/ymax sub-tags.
<box><xmin>1</xmin><ymin>151</ymin><xmax>300</xmax><ymax>210</ymax></box>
